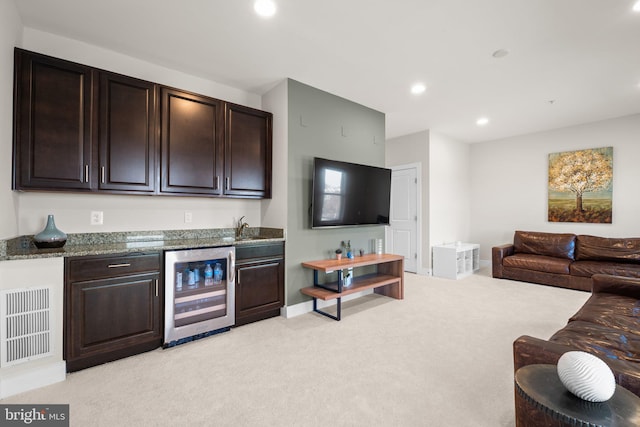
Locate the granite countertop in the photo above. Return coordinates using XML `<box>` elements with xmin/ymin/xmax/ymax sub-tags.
<box><xmin>1</xmin><ymin>227</ymin><xmax>284</xmax><ymax>261</ymax></box>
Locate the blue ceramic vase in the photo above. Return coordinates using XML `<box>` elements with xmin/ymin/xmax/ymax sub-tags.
<box><xmin>34</xmin><ymin>214</ymin><xmax>67</xmax><ymax>249</ymax></box>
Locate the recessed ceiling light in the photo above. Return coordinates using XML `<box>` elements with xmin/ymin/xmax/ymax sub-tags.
<box><xmin>492</xmin><ymin>49</ymin><xmax>509</xmax><ymax>58</ymax></box>
<box><xmin>633</xmin><ymin>1</ymin><xmax>640</xmax><ymax>12</ymax></box>
<box><xmin>476</xmin><ymin>117</ymin><xmax>489</xmax><ymax>126</ymax></box>
<box><xmin>254</xmin><ymin>0</ymin><xmax>277</xmax><ymax>18</ymax></box>
<box><xmin>410</xmin><ymin>83</ymin><xmax>426</xmax><ymax>95</ymax></box>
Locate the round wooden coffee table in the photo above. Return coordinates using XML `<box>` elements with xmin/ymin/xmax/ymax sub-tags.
<box><xmin>514</xmin><ymin>364</ymin><xmax>640</xmax><ymax>427</ymax></box>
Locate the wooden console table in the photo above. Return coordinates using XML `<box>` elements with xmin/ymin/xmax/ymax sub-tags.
<box><xmin>300</xmin><ymin>254</ymin><xmax>404</xmax><ymax>320</ymax></box>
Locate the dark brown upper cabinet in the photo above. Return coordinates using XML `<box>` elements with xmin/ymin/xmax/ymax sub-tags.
<box><xmin>224</xmin><ymin>103</ymin><xmax>272</xmax><ymax>199</ymax></box>
<box><xmin>13</xmin><ymin>48</ymin><xmax>273</xmax><ymax>199</ymax></box>
<box><xmin>13</xmin><ymin>49</ymin><xmax>157</xmax><ymax>194</ymax></box>
<box><xmin>99</xmin><ymin>72</ymin><xmax>157</xmax><ymax>193</ymax></box>
<box><xmin>13</xmin><ymin>49</ymin><xmax>95</xmax><ymax>190</ymax></box>
<box><xmin>160</xmin><ymin>88</ymin><xmax>224</xmax><ymax>196</ymax></box>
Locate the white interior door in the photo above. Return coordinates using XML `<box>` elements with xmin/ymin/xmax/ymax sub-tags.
<box><xmin>390</xmin><ymin>166</ymin><xmax>418</xmax><ymax>273</ymax></box>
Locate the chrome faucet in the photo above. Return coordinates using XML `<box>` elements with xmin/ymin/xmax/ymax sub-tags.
<box><xmin>236</xmin><ymin>216</ymin><xmax>249</xmax><ymax>238</ymax></box>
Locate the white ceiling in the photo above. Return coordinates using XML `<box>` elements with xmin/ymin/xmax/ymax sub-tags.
<box><xmin>14</xmin><ymin>0</ymin><xmax>640</xmax><ymax>142</ymax></box>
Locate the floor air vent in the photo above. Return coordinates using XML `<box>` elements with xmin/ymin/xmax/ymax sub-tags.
<box><xmin>0</xmin><ymin>287</ymin><xmax>52</xmax><ymax>367</ymax></box>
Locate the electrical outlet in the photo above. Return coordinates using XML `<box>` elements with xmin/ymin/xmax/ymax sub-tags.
<box><xmin>90</xmin><ymin>211</ymin><xmax>103</xmax><ymax>225</ymax></box>
<box><xmin>184</xmin><ymin>211</ymin><xmax>193</xmax><ymax>223</ymax></box>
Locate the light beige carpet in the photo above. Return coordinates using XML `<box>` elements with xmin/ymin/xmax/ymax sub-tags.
<box><xmin>2</xmin><ymin>268</ymin><xmax>589</xmax><ymax>426</ymax></box>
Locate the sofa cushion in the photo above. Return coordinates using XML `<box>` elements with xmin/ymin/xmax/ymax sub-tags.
<box><xmin>514</xmin><ymin>230</ymin><xmax>576</xmax><ymax>260</ymax></box>
<box><xmin>569</xmin><ymin>291</ymin><xmax>640</xmax><ymax>334</ymax></box>
<box><xmin>550</xmin><ymin>321</ymin><xmax>640</xmax><ymax>364</ymax></box>
<box><xmin>503</xmin><ymin>253</ymin><xmax>572</xmax><ymax>274</ymax></box>
<box><xmin>570</xmin><ymin>260</ymin><xmax>640</xmax><ymax>279</ymax></box>
<box><xmin>576</xmin><ymin>235</ymin><xmax>640</xmax><ymax>263</ymax></box>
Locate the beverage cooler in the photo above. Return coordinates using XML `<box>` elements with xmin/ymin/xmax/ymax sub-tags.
<box><xmin>164</xmin><ymin>246</ymin><xmax>235</xmax><ymax>347</ymax></box>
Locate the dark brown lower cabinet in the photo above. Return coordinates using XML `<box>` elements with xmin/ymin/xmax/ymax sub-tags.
<box><xmin>64</xmin><ymin>252</ymin><xmax>162</xmax><ymax>372</ymax></box>
<box><xmin>235</xmin><ymin>242</ymin><xmax>284</xmax><ymax>326</ymax></box>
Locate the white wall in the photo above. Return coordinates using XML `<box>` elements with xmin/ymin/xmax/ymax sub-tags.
<box><xmin>0</xmin><ymin>0</ymin><xmax>22</xmax><ymax>239</ymax></box>
<box><xmin>386</xmin><ymin>130</ymin><xmax>429</xmax><ymax>271</ymax></box>
<box><xmin>470</xmin><ymin>114</ymin><xmax>640</xmax><ymax>261</ymax></box>
<box><xmin>22</xmin><ymin>28</ymin><xmax>260</xmax><ymax>109</ymax></box>
<box><xmin>0</xmin><ymin>257</ymin><xmax>65</xmax><ymax>398</ymax></box>
<box><xmin>12</xmin><ymin>28</ymin><xmax>269</xmax><ymax>236</ymax></box>
<box><xmin>17</xmin><ymin>193</ymin><xmax>262</xmax><ymax>235</ymax></box>
<box><xmin>429</xmin><ymin>131</ymin><xmax>471</xmax><ymax>258</ymax></box>
<box><xmin>385</xmin><ymin>130</ymin><xmax>471</xmax><ymax>270</ymax></box>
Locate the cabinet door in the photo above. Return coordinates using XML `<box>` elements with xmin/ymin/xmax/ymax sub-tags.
<box><xmin>65</xmin><ymin>252</ymin><xmax>162</xmax><ymax>372</ymax></box>
<box><xmin>235</xmin><ymin>257</ymin><xmax>284</xmax><ymax>326</ymax></box>
<box><xmin>99</xmin><ymin>72</ymin><xmax>157</xmax><ymax>192</ymax></box>
<box><xmin>160</xmin><ymin>88</ymin><xmax>224</xmax><ymax>195</ymax></box>
<box><xmin>65</xmin><ymin>272</ymin><xmax>161</xmax><ymax>371</ymax></box>
<box><xmin>224</xmin><ymin>103</ymin><xmax>272</xmax><ymax>198</ymax></box>
<box><xmin>14</xmin><ymin>49</ymin><xmax>95</xmax><ymax>190</ymax></box>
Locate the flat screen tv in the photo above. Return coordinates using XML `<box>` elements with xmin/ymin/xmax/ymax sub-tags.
<box><xmin>311</xmin><ymin>157</ymin><xmax>391</xmax><ymax>229</ymax></box>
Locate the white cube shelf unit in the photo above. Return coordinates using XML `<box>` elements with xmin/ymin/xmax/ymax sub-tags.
<box><xmin>432</xmin><ymin>243</ymin><xmax>480</xmax><ymax>279</ymax></box>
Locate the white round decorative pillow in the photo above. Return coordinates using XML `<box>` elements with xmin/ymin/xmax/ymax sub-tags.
<box><xmin>557</xmin><ymin>351</ymin><xmax>616</xmax><ymax>402</ymax></box>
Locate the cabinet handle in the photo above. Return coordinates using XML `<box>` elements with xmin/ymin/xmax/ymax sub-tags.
<box><xmin>107</xmin><ymin>263</ymin><xmax>131</xmax><ymax>268</ymax></box>
<box><xmin>85</xmin><ymin>165</ymin><xmax>89</xmax><ymax>182</ymax></box>
<box><xmin>155</xmin><ymin>279</ymin><xmax>159</xmax><ymax>297</ymax></box>
<box><xmin>225</xmin><ymin>177</ymin><xmax>230</xmax><ymax>191</ymax></box>
<box><xmin>237</xmin><ymin>270</ymin><xmax>241</xmax><ymax>285</ymax></box>
<box><xmin>215</xmin><ymin>176</ymin><xmax>220</xmax><ymax>190</ymax></box>
<box><xmin>101</xmin><ymin>166</ymin><xmax>105</xmax><ymax>183</ymax></box>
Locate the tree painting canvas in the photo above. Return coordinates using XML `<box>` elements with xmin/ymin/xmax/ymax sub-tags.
<box><xmin>548</xmin><ymin>147</ymin><xmax>613</xmax><ymax>223</ymax></box>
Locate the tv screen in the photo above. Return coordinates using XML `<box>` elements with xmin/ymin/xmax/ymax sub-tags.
<box><xmin>311</xmin><ymin>157</ymin><xmax>391</xmax><ymax>228</ymax></box>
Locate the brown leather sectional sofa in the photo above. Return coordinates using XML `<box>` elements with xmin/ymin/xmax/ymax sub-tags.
<box><xmin>492</xmin><ymin>230</ymin><xmax>640</xmax><ymax>291</ymax></box>
<box><xmin>513</xmin><ymin>274</ymin><xmax>640</xmax><ymax>397</ymax></box>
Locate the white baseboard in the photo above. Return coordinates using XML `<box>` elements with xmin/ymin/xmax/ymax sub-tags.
<box><xmin>0</xmin><ymin>361</ymin><xmax>66</xmax><ymax>399</ymax></box>
<box><xmin>282</xmin><ymin>289</ymin><xmax>374</xmax><ymax>319</ymax></box>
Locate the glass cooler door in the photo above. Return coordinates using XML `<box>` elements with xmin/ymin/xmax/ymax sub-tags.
<box><xmin>164</xmin><ymin>246</ymin><xmax>235</xmax><ymax>346</ymax></box>
<box><xmin>173</xmin><ymin>257</ymin><xmax>229</xmax><ymax>327</ymax></box>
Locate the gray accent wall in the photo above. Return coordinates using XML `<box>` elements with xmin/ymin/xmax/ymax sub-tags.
<box><xmin>286</xmin><ymin>79</ymin><xmax>386</xmax><ymax>306</ymax></box>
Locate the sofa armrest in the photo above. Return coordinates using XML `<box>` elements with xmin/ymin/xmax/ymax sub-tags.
<box><xmin>492</xmin><ymin>243</ymin><xmax>514</xmax><ymax>278</ymax></box>
<box><xmin>513</xmin><ymin>335</ymin><xmax>571</xmax><ymax>373</ymax></box>
<box><xmin>592</xmin><ymin>274</ymin><xmax>640</xmax><ymax>299</ymax></box>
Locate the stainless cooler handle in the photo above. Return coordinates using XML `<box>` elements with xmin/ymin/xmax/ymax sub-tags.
<box><xmin>228</xmin><ymin>250</ymin><xmax>235</xmax><ymax>282</ymax></box>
